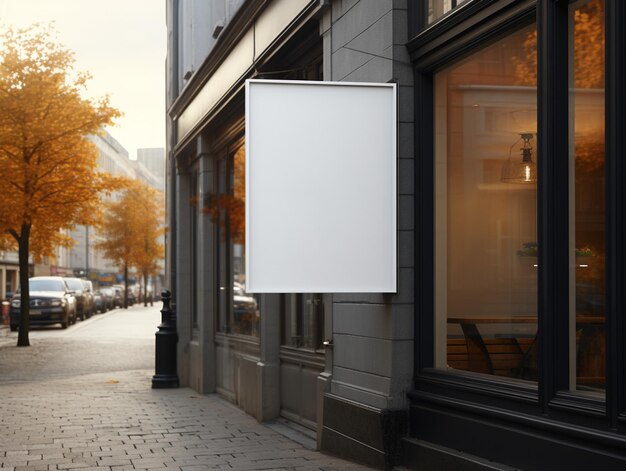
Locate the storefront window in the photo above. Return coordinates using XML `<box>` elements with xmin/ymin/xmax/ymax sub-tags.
<box><xmin>428</xmin><ymin>0</ymin><xmax>471</xmax><ymax>24</ymax></box>
<box><xmin>434</xmin><ymin>24</ymin><xmax>538</xmax><ymax>380</ymax></box>
<box><xmin>190</xmin><ymin>171</ymin><xmax>199</xmax><ymax>330</ymax></box>
<box><xmin>569</xmin><ymin>0</ymin><xmax>605</xmax><ymax>394</ymax></box>
<box><xmin>209</xmin><ymin>144</ymin><xmax>260</xmax><ymax>337</ymax></box>
<box><xmin>282</xmin><ymin>294</ymin><xmax>324</xmax><ymax>350</ymax></box>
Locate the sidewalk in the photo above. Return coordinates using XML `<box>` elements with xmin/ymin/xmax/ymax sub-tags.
<box><xmin>0</xmin><ymin>369</ymin><xmax>375</xmax><ymax>471</ymax></box>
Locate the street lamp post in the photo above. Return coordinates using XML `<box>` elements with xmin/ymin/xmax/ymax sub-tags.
<box><xmin>152</xmin><ymin>289</ymin><xmax>179</xmax><ymax>388</ymax></box>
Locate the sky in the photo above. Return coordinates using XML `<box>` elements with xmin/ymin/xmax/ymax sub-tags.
<box><xmin>0</xmin><ymin>0</ymin><xmax>166</xmax><ymax>160</ymax></box>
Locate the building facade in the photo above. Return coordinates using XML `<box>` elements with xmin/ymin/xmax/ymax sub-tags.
<box><xmin>166</xmin><ymin>1</ymin><xmax>626</xmax><ymax>469</ymax></box>
<box><xmin>137</xmin><ymin>148</ymin><xmax>166</xmax><ymax>191</ymax></box>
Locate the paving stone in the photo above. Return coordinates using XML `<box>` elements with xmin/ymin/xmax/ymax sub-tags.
<box><xmin>0</xmin><ymin>308</ymin><xmax>379</xmax><ymax>470</ymax></box>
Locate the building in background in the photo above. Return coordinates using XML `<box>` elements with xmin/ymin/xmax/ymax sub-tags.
<box><xmin>0</xmin><ymin>251</ymin><xmax>19</xmax><ymax>300</ymax></box>
<box><xmin>54</xmin><ymin>131</ymin><xmax>164</xmax><ymax>290</ymax></box>
<box><xmin>167</xmin><ymin>1</ymin><xmax>626</xmax><ymax>470</ymax></box>
<box><xmin>137</xmin><ymin>148</ymin><xmax>166</xmax><ymax>191</ymax></box>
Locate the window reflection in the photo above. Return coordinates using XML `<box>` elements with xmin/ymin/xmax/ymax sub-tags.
<box><xmin>282</xmin><ymin>294</ymin><xmax>324</xmax><ymax>350</ymax></box>
<box><xmin>435</xmin><ymin>24</ymin><xmax>538</xmax><ymax>380</ymax></box>
<box><xmin>428</xmin><ymin>0</ymin><xmax>470</xmax><ymax>24</ymax></box>
<box><xmin>570</xmin><ymin>0</ymin><xmax>605</xmax><ymax>394</ymax></box>
<box><xmin>209</xmin><ymin>144</ymin><xmax>260</xmax><ymax>337</ymax></box>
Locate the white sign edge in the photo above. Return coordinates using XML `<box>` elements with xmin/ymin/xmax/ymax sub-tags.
<box><xmin>245</xmin><ymin>78</ymin><xmax>398</xmax><ymax>294</ymax></box>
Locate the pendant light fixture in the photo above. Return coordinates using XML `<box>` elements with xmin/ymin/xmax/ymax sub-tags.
<box><xmin>501</xmin><ymin>133</ymin><xmax>537</xmax><ymax>184</ymax></box>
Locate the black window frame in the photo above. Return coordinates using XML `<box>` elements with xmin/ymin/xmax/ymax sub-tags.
<box><xmin>408</xmin><ymin>0</ymin><xmax>626</xmax><ymax>440</ymax></box>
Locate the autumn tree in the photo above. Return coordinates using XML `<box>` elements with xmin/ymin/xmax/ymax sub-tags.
<box><xmin>96</xmin><ymin>179</ymin><xmax>165</xmax><ymax>308</ymax></box>
<box><xmin>0</xmin><ymin>24</ymin><xmax>121</xmax><ymax>347</ymax></box>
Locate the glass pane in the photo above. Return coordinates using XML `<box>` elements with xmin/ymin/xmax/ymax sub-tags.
<box><xmin>282</xmin><ymin>294</ymin><xmax>324</xmax><ymax>350</ymax></box>
<box><xmin>230</xmin><ymin>145</ymin><xmax>259</xmax><ymax>336</ymax></box>
<box><xmin>210</xmin><ymin>146</ymin><xmax>260</xmax><ymax>336</ymax></box>
<box><xmin>216</xmin><ymin>157</ymin><xmax>230</xmax><ymax>333</ymax></box>
<box><xmin>569</xmin><ymin>0</ymin><xmax>605</xmax><ymax>394</ymax></box>
<box><xmin>428</xmin><ymin>0</ymin><xmax>471</xmax><ymax>24</ymax></box>
<box><xmin>191</xmin><ymin>171</ymin><xmax>199</xmax><ymax>329</ymax></box>
<box><xmin>435</xmin><ymin>24</ymin><xmax>538</xmax><ymax>380</ymax></box>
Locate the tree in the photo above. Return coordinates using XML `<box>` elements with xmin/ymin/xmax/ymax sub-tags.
<box><xmin>96</xmin><ymin>179</ymin><xmax>165</xmax><ymax>308</ymax></box>
<box><xmin>0</xmin><ymin>25</ymin><xmax>121</xmax><ymax>347</ymax></box>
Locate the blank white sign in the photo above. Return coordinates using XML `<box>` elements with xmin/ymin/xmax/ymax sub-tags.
<box><xmin>245</xmin><ymin>79</ymin><xmax>397</xmax><ymax>293</ymax></box>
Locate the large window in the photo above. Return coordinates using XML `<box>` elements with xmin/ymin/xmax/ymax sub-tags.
<box><xmin>212</xmin><ymin>144</ymin><xmax>260</xmax><ymax>337</ymax></box>
<box><xmin>433</xmin><ymin>1</ymin><xmax>607</xmax><ymax>393</ymax></box>
<box><xmin>435</xmin><ymin>24</ymin><xmax>538</xmax><ymax>380</ymax></box>
<box><xmin>569</xmin><ymin>0</ymin><xmax>605</xmax><ymax>393</ymax></box>
<box><xmin>410</xmin><ymin>0</ymin><xmax>625</xmax><ymax>465</ymax></box>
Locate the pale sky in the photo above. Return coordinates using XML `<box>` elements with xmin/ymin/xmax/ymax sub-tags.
<box><xmin>0</xmin><ymin>0</ymin><xmax>166</xmax><ymax>160</ymax></box>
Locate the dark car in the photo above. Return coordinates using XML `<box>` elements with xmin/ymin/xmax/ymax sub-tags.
<box><xmin>93</xmin><ymin>290</ymin><xmax>106</xmax><ymax>313</ymax></box>
<box><xmin>81</xmin><ymin>280</ymin><xmax>96</xmax><ymax>316</ymax></box>
<box><xmin>127</xmin><ymin>289</ymin><xmax>136</xmax><ymax>306</ymax></box>
<box><xmin>9</xmin><ymin>276</ymin><xmax>77</xmax><ymax>330</ymax></box>
<box><xmin>111</xmin><ymin>286</ymin><xmax>124</xmax><ymax>308</ymax></box>
<box><xmin>63</xmin><ymin>277</ymin><xmax>94</xmax><ymax>320</ymax></box>
<box><xmin>100</xmin><ymin>287</ymin><xmax>114</xmax><ymax>310</ymax></box>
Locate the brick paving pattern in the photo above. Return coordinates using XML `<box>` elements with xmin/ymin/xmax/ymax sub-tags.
<box><xmin>0</xmin><ymin>370</ymin><xmax>374</xmax><ymax>470</ymax></box>
<box><xmin>0</xmin><ymin>308</ymin><xmax>376</xmax><ymax>470</ymax></box>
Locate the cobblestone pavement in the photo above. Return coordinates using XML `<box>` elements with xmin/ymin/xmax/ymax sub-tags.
<box><xmin>0</xmin><ymin>306</ymin><xmax>376</xmax><ymax>470</ymax></box>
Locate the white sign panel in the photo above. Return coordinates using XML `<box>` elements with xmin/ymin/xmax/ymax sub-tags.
<box><xmin>245</xmin><ymin>79</ymin><xmax>397</xmax><ymax>293</ymax></box>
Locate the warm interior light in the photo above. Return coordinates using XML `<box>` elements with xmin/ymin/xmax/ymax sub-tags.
<box><xmin>524</xmin><ymin>164</ymin><xmax>531</xmax><ymax>182</ymax></box>
<box><xmin>501</xmin><ymin>133</ymin><xmax>537</xmax><ymax>184</ymax></box>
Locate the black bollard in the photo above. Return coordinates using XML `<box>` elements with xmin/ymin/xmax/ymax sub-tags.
<box><xmin>152</xmin><ymin>289</ymin><xmax>180</xmax><ymax>388</ymax></box>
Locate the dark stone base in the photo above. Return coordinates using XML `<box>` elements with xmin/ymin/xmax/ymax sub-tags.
<box><xmin>402</xmin><ymin>438</ymin><xmax>516</xmax><ymax>471</ymax></box>
<box><xmin>406</xmin><ymin>403</ymin><xmax>626</xmax><ymax>471</ymax></box>
<box><xmin>151</xmin><ymin>374</ymin><xmax>180</xmax><ymax>388</ymax></box>
<box><xmin>320</xmin><ymin>393</ymin><xmax>408</xmax><ymax>470</ymax></box>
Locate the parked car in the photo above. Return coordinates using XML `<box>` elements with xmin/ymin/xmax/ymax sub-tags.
<box><xmin>111</xmin><ymin>285</ymin><xmax>124</xmax><ymax>308</ymax></box>
<box><xmin>81</xmin><ymin>279</ymin><xmax>96</xmax><ymax>315</ymax></box>
<box><xmin>93</xmin><ymin>290</ymin><xmax>106</xmax><ymax>313</ymax></box>
<box><xmin>100</xmin><ymin>287</ymin><xmax>115</xmax><ymax>310</ymax></box>
<box><xmin>127</xmin><ymin>289</ymin><xmax>136</xmax><ymax>306</ymax></box>
<box><xmin>63</xmin><ymin>277</ymin><xmax>94</xmax><ymax>320</ymax></box>
<box><xmin>9</xmin><ymin>276</ymin><xmax>77</xmax><ymax>330</ymax></box>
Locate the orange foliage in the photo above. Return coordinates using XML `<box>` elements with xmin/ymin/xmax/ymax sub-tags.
<box><xmin>0</xmin><ymin>24</ymin><xmax>122</xmax><ymax>257</ymax></box>
<box><xmin>203</xmin><ymin>146</ymin><xmax>245</xmax><ymax>244</ymax></box>
<box><xmin>95</xmin><ymin>179</ymin><xmax>165</xmax><ymax>279</ymax></box>
<box><xmin>514</xmin><ymin>0</ymin><xmax>604</xmax><ymax>89</ymax></box>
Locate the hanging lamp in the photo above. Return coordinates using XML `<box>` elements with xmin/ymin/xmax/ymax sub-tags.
<box><xmin>501</xmin><ymin>133</ymin><xmax>537</xmax><ymax>184</ymax></box>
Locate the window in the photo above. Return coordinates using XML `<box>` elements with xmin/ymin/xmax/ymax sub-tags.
<box><xmin>432</xmin><ymin>0</ymin><xmax>607</xmax><ymax>392</ymax></box>
<box><xmin>5</xmin><ymin>270</ymin><xmax>16</xmax><ymax>296</ymax></box>
<box><xmin>410</xmin><ymin>0</ymin><xmax>626</xmax><ymax>464</ymax></box>
<box><xmin>435</xmin><ymin>24</ymin><xmax>538</xmax><ymax>380</ymax></box>
<box><xmin>191</xmin><ymin>171</ymin><xmax>199</xmax><ymax>330</ymax></box>
<box><xmin>281</xmin><ymin>293</ymin><xmax>324</xmax><ymax>350</ymax></box>
<box><xmin>212</xmin><ymin>144</ymin><xmax>260</xmax><ymax>337</ymax></box>
<box><xmin>569</xmin><ymin>0</ymin><xmax>605</xmax><ymax>394</ymax></box>
<box><xmin>428</xmin><ymin>0</ymin><xmax>471</xmax><ymax>24</ymax></box>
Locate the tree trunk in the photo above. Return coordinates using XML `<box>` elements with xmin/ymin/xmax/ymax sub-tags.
<box><xmin>17</xmin><ymin>225</ymin><xmax>31</xmax><ymax>347</ymax></box>
<box><xmin>123</xmin><ymin>263</ymin><xmax>128</xmax><ymax>309</ymax></box>
<box><xmin>143</xmin><ymin>271</ymin><xmax>148</xmax><ymax>307</ymax></box>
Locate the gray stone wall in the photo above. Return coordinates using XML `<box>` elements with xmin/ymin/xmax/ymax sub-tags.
<box><xmin>324</xmin><ymin>0</ymin><xmax>414</xmax><ymax>410</ymax></box>
<box><xmin>176</xmin><ymin>0</ymin><xmax>246</xmax><ymax>94</ymax></box>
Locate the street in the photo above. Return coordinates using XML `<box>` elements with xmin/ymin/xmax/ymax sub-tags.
<box><xmin>0</xmin><ymin>305</ymin><xmax>374</xmax><ymax>471</ymax></box>
<box><xmin>0</xmin><ymin>305</ymin><xmax>158</xmax><ymax>381</ymax></box>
